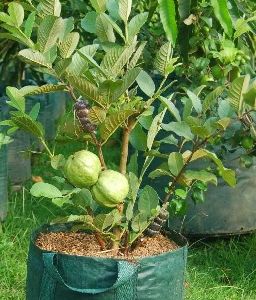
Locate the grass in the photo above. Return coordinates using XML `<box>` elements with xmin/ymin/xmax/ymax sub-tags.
<box><xmin>0</xmin><ymin>150</ymin><xmax>256</xmax><ymax>299</ymax></box>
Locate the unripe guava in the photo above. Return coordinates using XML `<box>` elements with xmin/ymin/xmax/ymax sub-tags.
<box><xmin>92</xmin><ymin>170</ymin><xmax>129</xmax><ymax>207</ymax></box>
<box><xmin>64</xmin><ymin>150</ymin><xmax>101</xmax><ymax>188</ymax></box>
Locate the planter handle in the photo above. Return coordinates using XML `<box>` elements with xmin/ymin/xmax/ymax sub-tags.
<box><xmin>40</xmin><ymin>252</ymin><xmax>138</xmax><ymax>299</ymax></box>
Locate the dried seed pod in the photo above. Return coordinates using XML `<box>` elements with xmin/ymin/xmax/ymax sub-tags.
<box><xmin>74</xmin><ymin>99</ymin><xmax>96</xmax><ymax>133</ymax></box>
<box><xmin>144</xmin><ymin>208</ymin><xmax>169</xmax><ymax>237</ymax></box>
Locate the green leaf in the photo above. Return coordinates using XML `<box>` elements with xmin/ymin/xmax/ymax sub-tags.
<box><xmin>52</xmin><ymin>197</ymin><xmax>72</xmax><ymax>207</ymax></box>
<box><xmin>78</xmin><ymin>50</ymin><xmax>108</xmax><ymax>78</ymax></box>
<box><xmin>211</xmin><ymin>0</ymin><xmax>233</xmax><ymax>37</ymax></box>
<box><xmin>243</xmin><ymin>80</ymin><xmax>256</xmax><ymax>107</ymax></box>
<box><xmin>0</xmin><ymin>12</ymin><xmax>14</xmax><ymax>26</ymax></box>
<box><xmin>177</xmin><ymin>0</ymin><xmax>191</xmax><ymax>20</ymax></box>
<box><xmin>112</xmin><ymin>67</ymin><xmax>141</xmax><ymax>99</ymax></box>
<box><xmin>37</xmin><ymin>0</ymin><xmax>61</xmax><ymax>17</ymax></box>
<box><xmin>159</xmin><ymin>96</ymin><xmax>181</xmax><ymax>121</ymax></box>
<box><xmin>234</xmin><ymin>18</ymin><xmax>252</xmax><ymax>39</ymax></box>
<box><xmin>18</xmin><ymin>49</ymin><xmax>52</xmax><ymax>68</ymax></box>
<box><xmin>59</xmin><ymin>17</ymin><xmax>75</xmax><ymax>41</ymax></box>
<box><xmin>66</xmin><ymin>74</ymin><xmax>106</xmax><ymax>108</ymax></box>
<box><xmin>10</xmin><ymin>111</ymin><xmax>45</xmax><ymax>138</ymax></box>
<box><xmin>147</xmin><ymin>108</ymin><xmax>167</xmax><ymax>150</ymax></box>
<box><xmin>186</xmin><ymin>90</ymin><xmax>202</xmax><ymax>113</ymax></box>
<box><xmin>154</xmin><ymin>42</ymin><xmax>173</xmax><ymax>76</ymax></box>
<box><xmin>162</xmin><ymin>121</ymin><xmax>194</xmax><ymax>140</ymax></box>
<box><xmin>81</xmin><ymin>12</ymin><xmax>97</xmax><ymax>34</ymax></box>
<box><xmin>148</xmin><ymin>169</ymin><xmax>172</xmax><ymax>179</ymax></box>
<box><xmin>127</xmin><ymin>12</ymin><xmax>148</xmax><ymax>43</ymax></box>
<box><xmin>128</xmin><ymin>41</ymin><xmax>147</xmax><ymax>69</ymax></box>
<box><xmin>19</xmin><ymin>84</ymin><xmax>66</xmax><ymax>96</ymax></box>
<box><xmin>203</xmin><ymin>86</ymin><xmax>224</xmax><ymax>113</ymax></box>
<box><xmin>90</xmin><ymin>0</ymin><xmax>107</xmax><ymax>13</ymax></box>
<box><xmin>191</xmin><ymin>149</ymin><xmax>236</xmax><ymax>187</ymax></box>
<box><xmin>51</xmin><ymin>154</ymin><xmax>66</xmax><ymax>170</ymax></box>
<box><xmin>38</xmin><ymin>16</ymin><xmax>63</xmax><ymax>53</ymax></box>
<box><xmin>6</xmin><ymin>87</ymin><xmax>25</xmax><ymax>112</ymax></box>
<box><xmin>128</xmin><ymin>153</ymin><xmax>138</xmax><ymax>177</ymax></box>
<box><xmin>131</xmin><ymin>212</ymin><xmax>148</xmax><ymax>233</ymax></box>
<box><xmin>0</xmin><ymin>24</ymin><xmax>34</xmax><ymax>48</ymax></box>
<box><xmin>184</xmin><ymin>170</ymin><xmax>217</xmax><ymax>185</ymax></box>
<box><xmin>30</xmin><ymin>182</ymin><xmax>62</xmax><ymax>198</ymax></box>
<box><xmin>55</xmin><ymin>58</ymin><xmax>72</xmax><ymax>76</ymax></box>
<box><xmin>138</xmin><ymin>185</ymin><xmax>159</xmax><ymax>216</ymax></box>
<box><xmin>158</xmin><ymin>0</ymin><xmax>178</xmax><ymax>44</ymax></box>
<box><xmin>67</xmin><ymin>44</ymin><xmax>99</xmax><ymax>75</ymax></box>
<box><xmin>88</xmin><ymin>106</ymin><xmax>107</xmax><ymax>125</ymax></box>
<box><xmin>129</xmin><ymin>124</ymin><xmax>147</xmax><ymax>151</ymax></box>
<box><xmin>168</xmin><ymin>152</ymin><xmax>184</xmax><ymax>176</ymax></box>
<box><xmin>101</xmin><ymin>43</ymin><xmax>136</xmax><ymax>77</ymax></box>
<box><xmin>8</xmin><ymin>2</ymin><xmax>24</xmax><ymax>27</ymax></box>
<box><xmin>100</xmin><ymin>13</ymin><xmax>125</xmax><ymax>40</ymax></box>
<box><xmin>59</xmin><ymin>32</ymin><xmax>80</xmax><ymax>58</ymax></box>
<box><xmin>136</xmin><ymin>70</ymin><xmax>155</xmax><ymax>96</ymax></box>
<box><xmin>228</xmin><ymin>75</ymin><xmax>250</xmax><ymax>116</ymax></box>
<box><xmin>119</xmin><ymin>0</ymin><xmax>132</xmax><ymax>22</ymax></box>
<box><xmin>29</xmin><ymin>103</ymin><xmax>40</xmax><ymax>120</ymax></box>
<box><xmin>99</xmin><ymin>110</ymin><xmax>135</xmax><ymax>143</ymax></box>
<box><xmin>72</xmin><ymin>189</ymin><xmax>94</xmax><ymax>209</ymax></box>
<box><xmin>96</xmin><ymin>13</ymin><xmax>115</xmax><ymax>43</ymax></box>
<box><xmin>24</xmin><ymin>12</ymin><xmax>36</xmax><ymax>38</ymax></box>
<box><xmin>0</xmin><ymin>133</ymin><xmax>13</xmax><ymax>148</ymax></box>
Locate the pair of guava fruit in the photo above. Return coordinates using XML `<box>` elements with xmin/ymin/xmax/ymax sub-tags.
<box><xmin>64</xmin><ymin>150</ymin><xmax>129</xmax><ymax>207</ymax></box>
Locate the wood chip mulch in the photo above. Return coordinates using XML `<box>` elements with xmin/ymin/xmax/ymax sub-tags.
<box><xmin>36</xmin><ymin>231</ymin><xmax>178</xmax><ymax>259</ymax></box>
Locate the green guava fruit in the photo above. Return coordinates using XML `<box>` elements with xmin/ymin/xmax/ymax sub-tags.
<box><xmin>64</xmin><ymin>150</ymin><xmax>101</xmax><ymax>188</ymax></box>
<box><xmin>92</xmin><ymin>170</ymin><xmax>129</xmax><ymax>207</ymax></box>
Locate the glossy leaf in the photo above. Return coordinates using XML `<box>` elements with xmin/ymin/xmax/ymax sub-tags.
<box><xmin>162</xmin><ymin>121</ymin><xmax>194</xmax><ymax>140</ymax></box>
<box><xmin>228</xmin><ymin>75</ymin><xmax>250</xmax><ymax>116</ymax></box>
<box><xmin>158</xmin><ymin>0</ymin><xmax>178</xmax><ymax>44</ymax></box>
<box><xmin>136</xmin><ymin>70</ymin><xmax>155</xmax><ymax>96</ymax></box>
<box><xmin>168</xmin><ymin>152</ymin><xmax>184</xmax><ymax>176</ymax></box>
<box><xmin>211</xmin><ymin>0</ymin><xmax>233</xmax><ymax>37</ymax></box>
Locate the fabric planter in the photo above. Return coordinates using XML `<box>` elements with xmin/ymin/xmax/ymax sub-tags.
<box><xmin>49</xmin><ymin>92</ymin><xmax>68</xmax><ymax>121</ymax></box>
<box><xmin>0</xmin><ymin>144</ymin><xmax>8</xmax><ymax>221</ymax></box>
<box><xmin>169</xmin><ymin>154</ymin><xmax>256</xmax><ymax>236</ymax></box>
<box><xmin>7</xmin><ymin>130</ymin><xmax>31</xmax><ymax>185</ymax></box>
<box><xmin>0</xmin><ymin>98</ymin><xmax>8</xmax><ymax>220</ymax></box>
<box><xmin>27</xmin><ymin>224</ymin><xmax>187</xmax><ymax>300</ymax></box>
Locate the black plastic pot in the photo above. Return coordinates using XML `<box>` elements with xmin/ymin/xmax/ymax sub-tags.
<box><xmin>169</xmin><ymin>155</ymin><xmax>256</xmax><ymax>236</ymax></box>
<box><xmin>27</xmin><ymin>224</ymin><xmax>187</xmax><ymax>300</ymax></box>
<box><xmin>8</xmin><ymin>130</ymin><xmax>31</xmax><ymax>185</ymax></box>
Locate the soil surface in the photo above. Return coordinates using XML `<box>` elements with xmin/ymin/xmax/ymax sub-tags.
<box><xmin>36</xmin><ymin>232</ymin><xmax>178</xmax><ymax>259</ymax></box>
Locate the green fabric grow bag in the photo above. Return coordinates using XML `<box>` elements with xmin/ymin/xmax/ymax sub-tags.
<box><xmin>27</xmin><ymin>224</ymin><xmax>187</xmax><ymax>300</ymax></box>
<box><xmin>169</xmin><ymin>153</ymin><xmax>256</xmax><ymax>236</ymax></box>
<box><xmin>8</xmin><ymin>130</ymin><xmax>31</xmax><ymax>184</ymax></box>
<box><xmin>0</xmin><ymin>97</ymin><xmax>8</xmax><ymax>220</ymax></box>
<box><xmin>0</xmin><ymin>144</ymin><xmax>8</xmax><ymax>221</ymax></box>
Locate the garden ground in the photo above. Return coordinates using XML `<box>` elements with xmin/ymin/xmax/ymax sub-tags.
<box><xmin>0</xmin><ymin>148</ymin><xmax>256</xmax><ymax>300</ymax></box>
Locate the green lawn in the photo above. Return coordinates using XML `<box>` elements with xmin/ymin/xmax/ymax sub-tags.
<box><xmin>0</xmin><ymin>151</ymin><xmax>256</xmax><ymax>300</ymax></box>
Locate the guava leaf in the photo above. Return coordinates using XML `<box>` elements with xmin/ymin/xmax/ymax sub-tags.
<box><xmin>30</xmin><ymin>182</ymin><xmax>62</xmax><ymax>198</ymax></box>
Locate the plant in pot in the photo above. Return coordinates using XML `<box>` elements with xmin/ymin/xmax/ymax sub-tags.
<box><xmin>1</xmin><ymin>0</ymin><xmax>236</xmax><ymax>299</ymax></box>
<box><xmin>151</xmin><ymin>0</ymin><xmax>256</xmax><ymax>236</ymax></box>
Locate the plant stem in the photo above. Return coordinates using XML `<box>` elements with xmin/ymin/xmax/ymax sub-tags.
<box><xmin>40</xmin><ymin>138</ymin><xmax>54</xmax><ymax>158</ymax></box>
<box><xmin>90</xmin><ymin>132</ymin><xmax>107</xmax><ymax>170</ymax></box>
<box><xmin>119</xmin><ymin>118</ymin><xmax>136</xmax><ymax>174</ymax></box>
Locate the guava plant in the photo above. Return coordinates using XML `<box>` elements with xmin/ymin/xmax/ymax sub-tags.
<box><xmin>0</xmin><ymin>0</ymin><xmax>237</xmax><ymax>253</ymax></box>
